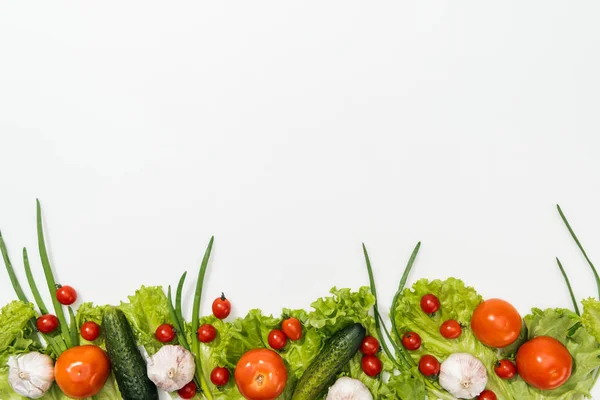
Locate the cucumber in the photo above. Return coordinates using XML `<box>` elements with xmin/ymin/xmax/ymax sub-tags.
<box><xmin>292</xmin><ymin>323</ymin><xmax>366</xmax><ymax>400</ymax></box>
<box><xmin>103</xmin><ymin>307</ymin><xmax>158</xmax><ymax>400</ymax></box>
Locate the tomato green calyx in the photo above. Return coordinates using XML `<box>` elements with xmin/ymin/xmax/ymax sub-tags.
<box><xmin>220</xmin><ymin>292</ymin><xmax>227</xmax><ymax>301</ymax></box>
<box><xmin>255</xmin><ymin>373</ymin><xmax>265</xmax><ymax>386</ymax></box>
<box><xmin>55</xmin><ymin>284</ymin><xmax>62</xmax><ymax>289</ymax></box>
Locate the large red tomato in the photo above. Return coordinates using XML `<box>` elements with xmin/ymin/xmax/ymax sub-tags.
<box><xmin>471</xmin><ymin>298</ymin><xmax>522</xmax><ymax>348</ymax></box>
<box><xmin>516</xmin><ymin>336</ymin><xmax>572</xmax><ymax>390</ymax></box>
<box><xmin>55</xmin><ymin>345</ymin><xmax>111</xmax><ymax>399</ymax></box>
<box><xmin>234</xmin><ymin>349</ymin><xmax>287</xmax><ymax>400</ymax></box>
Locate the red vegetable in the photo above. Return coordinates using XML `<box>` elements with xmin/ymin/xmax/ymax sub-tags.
<box><xmin>80</xmin><ymin>321</ymin><xmax>100</xmax><ymax>341</ymax></box>
<box><xmin>420</xmin><ymin>294</ymin><xmax>440</xmax><ymax>314</ymax></box>
<box><xmin>361</xmin><ymin>355</ymin><xmax>382</xmax><ymax>377</ymax></box>
<box><xmin>155</xmin><ymin>323</ymin><xmax>176</xmax><ymax>343</ymax></box>
<box><xmin>360</xmin><ymin>336</ymin><xmax>380</xmax><ymax>355</ymax></box>
<box><xmin>419</xmin><ymin>354</ymin><xmax>440</xmax><ymax>376</ymax></box>
<box><xmin>178</xmin><ymin>381</ymin><xmax>197</xmax><ymax>399</ymax></box>
<box><xmin>268</xmin><ymin>329</ymin><xmax>287</xmax><ymax>350</ymax></box>
<box><xmin>440</xmin><ymin>320</ymin><xmax>462</xmax><ymax>339</ymax></box>
<box><xmin>56</xmin><ymin>285</ymin><xmax>77</xmax><ymax>306</ymax></box>
<box><xmin>401</xmin><ymin>332</ymin><xmax>422</xmax><ymax>350</ymax></box>
<box><xmin>494</xmin><ymin>359</ymin><xmax>517</xmax><ymax>379</ymax></box>
<box><xmin>37</xmin><ymin>314</ymin><xmax>59</xmax><ymax>334</ymax></box>
<box><xmin>282</xmin><ymin>317</ymin><xmax>302</xmax><ymax>341</ymax></box>
<box><xmin>516</xmin><ymin>336</ymin><xmax>572</xmax><ymax>390</ymax></box>
<box><xmin>211</xmin><ymin>367</ymin><xmax>230</xmax><ymax>386</ymax></box>
<box><xmin>212</xmin><ymin>293</ymin><xmax>231</xmax><ymax>319</ymax></box>
<box><xmin>478</xmin><ymin>390</ymin><xmax>497</xmax><ymax>400</ymax></box>
<box><xmin>197</xmin><ymin>324</ymin><xmax>217</xmax><ymax>343</ymax></box>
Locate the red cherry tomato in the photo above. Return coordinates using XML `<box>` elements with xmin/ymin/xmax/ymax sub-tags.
<box><xmin>361</xmin><ymin>355</ymin><xmax>383</xmax><ymax>377</ymax></box>
<box><xmin>268</xmin><ymin>329</ymin><xmax>288</xmax><ymax>350</ymax></box>
<box><xmin>440</xmin><ymin>320</ymin><xmax>462</xmax><ymax>339</ymax></box>
<box><xmin>419</xmin><ymin>354</ymin><xmax>440</xmax><ymax>376</ymax></box>
<box><xmin>478</xmin><ymin>390</ymin><xmax>497</xmax><ymax>400</ymax></box>
<box><xmin>401</xmin><ymin>332</ymin><xmax>422</xmax><ymax>350</ymax></box>
<box><xmin>494</xmin><ymin>359</ymin><xmax>517</xmax><ymax>379</ymax></box>
<box><xmin>178</xmin><ymin>381</ymin><xmax>197</xmax><ymax>399</ymax></box>
<box><xmin>37</xmin><ymin>314</ymin><xmax>59</xmax><ymax>334</ymax></box>
<box><xmin>210</xmin><ymin>367</ymin><xmax>230</xmax><ymax>386</ymax></box>
<box><xmin>155</xmin><ymin>323</ymin><xmax>176</xmax><ymax>343</ymax></box>
<box><xmin>212</xmin><ymin>293</ymin><xmax>231</xmax><ymax>319</ymax></box>
<box><xmin>516</xmin><ymin>336</ymin><xmax>572</xmax><ymax>390</ymax></box>
<box><xmin>420</xmin><ymin>294</ymin><xmax>440</xmax><ymax>314</ymax></box>
<box><xmin>80</xmin><ymin>321</ymin><xmax>100</xmax><ymax>341</ymax></box>
<box><xmin>360</xmin><ymin>336</ymin><xmax>380</xmax><ymax>355</ymax></box>
<box><xmin>56</xmin><ymin>285</ymin><xmax>77</xmax><ymax>306</ymax></box>
<box><xmin>197</xmin><ymin>324</ymin><xmax>217</xmax><ymax>343</ymax></box>
<box><xmin>281</xmin><ymin>317</ymin><xmax>302</xmax><ymax>340</ymax></box>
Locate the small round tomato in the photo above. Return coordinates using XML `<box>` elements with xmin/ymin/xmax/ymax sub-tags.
<box><xmin>155</xmin><ymin>323</ymin><xmax>176</xmax><ymax>343</ymax></box>
<box><xmin>211</xmin><ymin>366</ymin><xmax>231</xmax><ymax>386</ymax></box>
<box><xmin>268</xmin><ymin>329</ymin><xmax>287</xmax><ymax>350</ymax></box>
<box><xmin>54</xmin><ymin>345</ymin><xmax>111</xmax><ymax>399</ymax></box>
<box><xmin>401</xmin><ymin>332</ymin><xmax>422</xmax><ymax>350</ymax></box>
<box><xmin>440</xmin><ymin>320</ymin><xmax>462</xmax><ymax>339</ymax></box>
<box><xmin>178</xmin><ymin>381</ymin><xmax>197</xmax><ymax>399</ymax></box>
<box><xmin>56</xmin><ymin>285</ymin><xmax>77</xmax><ymax>305</ymax></box>
<box><xmin>197</xmin><ymin>324</ymin><xmax>217</xmax><ymax>343</ymax></box>
<box><xmin>494</xmin><ymin>359</ymin><xmax>517</xmax><ymax>379</ymax></box>
<box><xmin>516</xmin><ymin>336</ymin><xmax>572</xmax><ymax>390</ymax></box>
<box><xmin>471</xmin><ymin>298</ymin><xmax>522</xmax><ymax>348</ymax></box>
<box><xmin>234</xmin><ymin>349</ymin><xmax>287</xmax><ymax>400</ymax></box>
<box><xmin>281</xmin><ymin>317</ymin><xmax>302</xmax><ymax>341</ymax></box>
<box><xmin>37</xmin><ymin>314</ymin><xmax>59</xmax><ymax>334</ymax></box>
<box><xmin>420</xmin><ymin>294</ymin><xmax>440</xmax><ymax>314</ymax></box>
<box><xmin>80</xmin><ymin>321</ymin><xmax>100</xmax><ymax>341</ymax></box>
<box><xmin>361</xmin><ymin>355</ymin><xmax>383</xmax><ymax>377</ymax></box>
<box><xmin>361</xmin><ymin>336</ymin><xmax>380</xmax><ymax>355</ymax></box>
<box><xmin>419</xmin><ymin>354</ymin><xmax>440</xmax><ymax>377</ymax></box>
<box><xmin>212</xmin><ymin>293</ymin><xmax>231</xmax><ymax>319</ymax></box>
<box><xmin>478</xmin><ymin>390</ymin><xmax>497</xmax><ymax>400</ymax></box>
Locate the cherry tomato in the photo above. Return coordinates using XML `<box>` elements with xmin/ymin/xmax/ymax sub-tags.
<box><xmin>155</xmin><ymin>323</ymin><xmax>176</xmax><ymax>343</ymax></box>
<box><xmin>56</xmin><ymin>285</ymin><xmax>77</xmax><ymax>305</ymax></box>
<box><xmin>361</xmin><ymin>336</ymin><xmax>380</xmax><ymax>355</ymax></box>
<box><xmin>234</xmin><ymin>349</ymin><xmax>287</xmax><ymax>400</ymax></box>
<box><xmin>54</xmin><ymin>345</ymin><xmax>111</xmax><ymax>399</ymax></box>
<box><xmin>211</xmin><ymin>366</ymin><xmax>231</xmax><ymax>386</ymax></box>
<box><xmin>440</xmin><ymin>320</ymin><xmax>462</xmax><ymax>339</ymax></box>
<box><xmin>212</xmin><ymin>293</ymin><xmax>231</xmax><ymax>319</ymax></box>
<box><xmin>37</xmin><ymin>314</ymin><xmax>59</xmax><ymax>334</ymax></box>
<box><xmin>420</xmin><ymin>294</ymin><xmax>440</xmax><ymax>314</ymax></box>
<box><xmin>178</xmin><ymin>381</ymin><xmax>197</xmax><ymax>399</ymax></box>
<box><xmin>419</xmin><ymin>354</ymin><xmax>440</xmax><ymax>377</ymax></box>
<box><xmin>197</xmin><ymin>324</ymin><xmax>217</xmax><ymax>343</ymax></box>
<box><xmin>478</xmin><ymin>390</ymin><xmax>497</xmax><ymax>400</ymax></box>
<box><xmin>494</xmin><ymin>359</ymin><xmax>517</xmax><ymax>379</ymax></box>
<box><xmin>471</xmin><ymin>298</ymin><xmax>522</xmax><ymax>348</ymax></box>
<box><xmin>80</xmin><ymin>321</ymin><xmax>100</xmax><ymax>341</ymax></box>
<box><xmin>281</xmin><ymin>317</ymin><xmax>302</xmax><ymax>340</ymax></box>
<box><xmin>516</xmin><ymin>336</ymin><xmax>572</xmax><ymax>390</ymax></box>
<box><xmin>268</xmin><ymin>329</ymin><xmax>288</xmax><ymax>350</ymax></box>
<box><xmin>401</xmin><ymin>332</ymin><xmax>422</xmax><ymax>350</ymax></box>
<box><xmin>361</xmin><ymin>355</ymin><xmax>383</xmax><ymax>377</ymax></box>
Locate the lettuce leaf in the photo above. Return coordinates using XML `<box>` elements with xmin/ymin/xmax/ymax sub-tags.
<box><xmin>582</xmin><ymin>298</ymin><xmax>600</xmax><ymax>345</ymax></box>
<box><xmin>0</xmin><ymin>301</ymin><xmax>37</xmax><ymax>351</ymax></box>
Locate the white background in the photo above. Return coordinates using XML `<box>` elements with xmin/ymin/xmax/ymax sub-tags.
<box><xmin>1</xmin><ymin>2</ymin><xmax>600</xmax><ymax>399</ymax></box>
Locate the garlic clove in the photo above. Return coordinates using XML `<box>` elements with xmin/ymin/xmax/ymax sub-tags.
<box><xmin>147</xmin><ymin>345</ymin><xmax>195</xmax><ymax>392</ymax></box>
<box><xmin>8</xmin><ymin>352</ymin><xmax>55</xmax><ymax>399</ymax></box>
<box><xmin>439</xmin><ymin>353</ymin><xmax>487</xmax><ymax>399</ymax></box>
<box><xmin>325</xmin><ymin>376</ymin><xmax>373</xmax><ymax>400</ymax></box>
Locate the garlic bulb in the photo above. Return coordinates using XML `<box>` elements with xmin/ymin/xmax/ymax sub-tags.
<box><xmin>439</xmin><ymin>353</ymin><xmax>488</xmax><ymax>399</ymax></box>
<box><xmin>7</xmin><ymin>352</ymin><xmax>55</xmax><ymax>399</ymax></box>
<box><xmin>146</xmin><ymin>345</ymin><xmax>195</xmax><ymax>392</ymax></box>
<box><xmin>325</xmin><ymin>376</ymin><xmax>373</xmax><ymax>400</ymax></box>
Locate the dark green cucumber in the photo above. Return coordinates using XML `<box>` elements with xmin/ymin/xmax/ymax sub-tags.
<box><xmin>292</xmin><ymin>323</ymin><xmax>366</xmax><ymax>400</ymax></box>
<box><xmin>103</xmin><ymin>307</ymin><xmax>158</xmax><ymax>400</ymax></box>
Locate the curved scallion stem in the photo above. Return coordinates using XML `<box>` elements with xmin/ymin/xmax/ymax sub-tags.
<box><xmin>167</xmin><ymin>286</ymin><xmax>190</xmax><ymax>351</ymax></box>
<box><xmin>0</xmin><ymin>231</ymin><xmax>29</xmax><ymax>302</ymax></box>
<box><xmin>390</xmin><ymin>242</ymin><xmax>420</xmax><ymax>341</ymax></box>
<box><xmin>68</xmin><ymin>307</ymin><xmax>79</xmax><ymax>347</ymax></box>
<box><xmin>176</xmin><ymin>271</ymin><xmax>187</xmax><ymax>331</ymax></box>
<box><xmin>556</xmin><ymin>258</ymin><xmax>580</xmax><ymax>316</ymax></box>
<box><xmin>23</xmin><ymin>248</ymin><xmax>49</xmax><ymax>315</ymax></box>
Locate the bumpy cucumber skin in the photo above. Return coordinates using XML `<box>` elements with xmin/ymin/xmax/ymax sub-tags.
<box><xmin>292</xmin><ymin>323</ymin><xmax>366</xmax><ymax>400</ymax></box>
<box><xmin>103</xmin><ymin>307</ymin><xmax>158</xmax><ymax>400</ymax></box>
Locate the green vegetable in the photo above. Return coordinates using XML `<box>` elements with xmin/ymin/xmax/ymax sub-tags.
<box><xmin>103</xmin><ymin>307</ymin><xmax>158</xmax><ymax>400</ymax></box>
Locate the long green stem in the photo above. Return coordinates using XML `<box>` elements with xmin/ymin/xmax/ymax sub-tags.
<box><xmin>556</xmin><ymin>258</ymin><xmax>580</xmax><ymax>315</ymax></box>
<box><xmin>167</xmin><ymin>286</ymin><xmax>190</xmax><ymax>351</ymax></box>
<box><xmin>36</xmin><ymin>199</ymin><xmax>72</xmax><ymax>348</ymax></box>
<box><xmin>376</xmin><ymin>312</ymin><xmax>413</xmax><ymax>368</ymax></box>
<box><xmin>0</xmin><ymin>231</ymin><xmax>29</xmax><ymax>303</ymax></box>
<box><xmin>390</xmin><ymin>242</ymin><xmax>421</xmax><ymax>341</ymax></box>
<box><xmin>23</xmin><ymin>248</ymin><xmax>49</xmax><ymax>315</ymax></box>
<box><xmin>176</xmin><ymin>271</ymin><xmax>188</xmax><ymax>331</ymax></box>
<box><xmin>68</xmin><ymin>307</ymin><xmax>79</xmax><ymax>347</ymax></box>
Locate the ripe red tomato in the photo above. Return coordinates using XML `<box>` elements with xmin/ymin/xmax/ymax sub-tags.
<box><xmin>211</xmin><ymin>366</ymin><xmax>231</xmax><ymax>386</ymax></box>
<box><xmin>80</xmin><ymin>321</ymin><xmax>100</xmax><ymax>341</ymax></box>
<box><xmin>361</xmin><ymin>355</ymin><xmax>382</xmax><ymax>377</ymax></box>
<box><xmin>478</xmin><ymin>390</ymin><xmax>497</xmax><ymax>400</ymax></box>
<box><xmin>155</xmin><ymin>323</ymin><xmax>176</xmax><ymax>343</ymax></box>
<box><xmin>54</xmin><ymin>345</ymin><xmax>111</xmax><ymax>399</ymax></box>
<box><xmin>197</xmin><ymin>324</ymin><xmax>217</xmax><ymax>343</ymax></box>
<box><xmin>37</xmin><ymin>314</ymin><xmax>59</xmax><ymax>334</ymax></box>
<box><xmin>494</xmin><ymin>359</ymin><xmax>517</xmax><ymax>379</ymax></box>
<box><xmin>401</xmin><ymin>332</ymin><xmax>422</xmax><ymax>350</ymax></box>
<box><xmin>268</xmin><ymin>329</ymin><xmax>288</xmax><ymax>350</ymax></box>
<box><xmin>471</xmin><ymin>298</ymin><xmax>522</xmax><ymax>348</ymax></box>
<box><xmin>178</xmin><ymin>381</ymin><xmax>197</xmax><ymax>399</ymax></box>
<box><xmin>56</xmin><ymin>285</ymin><xmax>77</xmax><ymax>305</ymax></box>
<box><xmin>212</xmin><ymin>293</ymin><xmax>231</xmax><ymax>319</ymax></box>
<box><xmin>420</xmin><ymin>294</ymin><xmax>440</xmax><ymax>314</ymax></box>
<box><xmin>419</xmin><ymin>354</ymin><xmax>440</xmax><ymax>376</ymax></box>
<box><xmin>361</xmin><ymin>336</ymin><xmax>380</xmax><ymax>355</ymax></box>
<box><xmin>516</xmin><ymin>336</ymin><xmax>572</xmax><ymax>390</ymax></box>
<box><xmin>440</xmin><ymin>320</ymin><xmax>462</xmax><ymax>339</ymax></box>
<box><xmin>281</xmin><ymin>317</ymin><xmax>302</xmax><ymax>341</ymax></box>
<box><xmin>234</xmin><ymin>349</ymin><xmax>287</xmax><ymax>400</ymax></box>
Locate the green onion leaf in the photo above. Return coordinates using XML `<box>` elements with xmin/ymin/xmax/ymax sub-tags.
<box><xmin>556</xmin><ymin>257</ymin><xmax>580</xmax><ymax>316</ymax></box>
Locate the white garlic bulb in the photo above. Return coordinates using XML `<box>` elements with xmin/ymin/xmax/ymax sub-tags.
<box><xmin>439</xmin><ymin>353</ymin><xmax>488</xmax><ymax>399</ymax></box>
<box><xmin>7</xmin><ymin>352</ymin><xmax>55</xmax><ymax>399</ymax></box>
<box><xmin>146</xmin><ymin>345</ymin><xmax>195</xmax><ymax>392</ymax></box>
<box><xmin>325</xmin><ymin>377</ymin><xmax>373</xmax><ymax>400</ymax></box>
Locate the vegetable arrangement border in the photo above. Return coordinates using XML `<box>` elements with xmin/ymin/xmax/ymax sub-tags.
<box><xmin>1</xmin><ymin>201</ymin><xmax>599</xmax><ymax>400</ymax></box>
